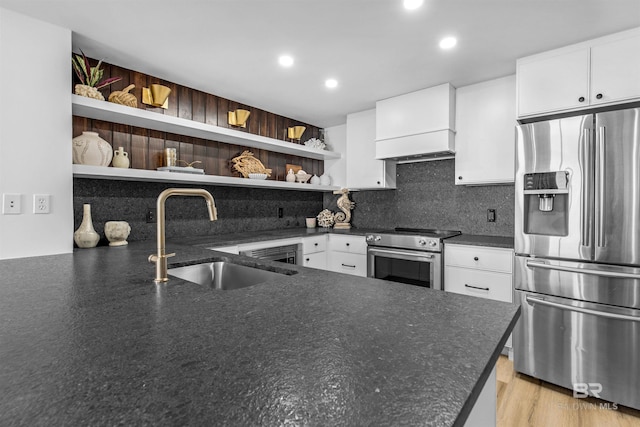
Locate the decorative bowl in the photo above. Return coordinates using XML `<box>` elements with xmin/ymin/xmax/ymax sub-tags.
<box><xmin>248</xmin><ymin>173</ymin><xmax>268</xmax><ymax>180</ymax></box>
<box><xmin>295</xmin><ymin>173</ymin><xmax>312</xmax><ymax>183</ymax></box>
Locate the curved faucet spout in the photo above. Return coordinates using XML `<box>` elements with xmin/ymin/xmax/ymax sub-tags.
<box><xmin>149</xmin><ymin>188</ymin><xmax>217</xmax><ymax>283</ymax></box>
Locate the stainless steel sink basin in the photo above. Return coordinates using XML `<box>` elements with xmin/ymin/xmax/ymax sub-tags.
<box><xmin>168</xmin><ymin>261</ymin><xmax>292</xmax><ymax>290</ymax></box>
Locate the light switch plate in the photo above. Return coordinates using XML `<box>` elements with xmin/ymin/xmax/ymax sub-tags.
<box><xmin>33</xmin><ymin>194</ymin><xmax>51</xmax><ymax>214</ymax></box>
<box><xmin>2</xmin><ymin>193</ymin><xmax>22</xmax><ymax>214</ymax></box>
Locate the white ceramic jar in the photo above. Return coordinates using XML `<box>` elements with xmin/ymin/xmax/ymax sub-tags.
<box><xmin>72</xmin><ymin>131</ymin><xmax>113</xmax><ymax>166</ymax></box>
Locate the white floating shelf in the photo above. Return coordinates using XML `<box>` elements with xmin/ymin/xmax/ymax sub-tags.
<box><xmin>73</xmin><ymin>165</ymin><xmax>341</xmax><ymax>192</ymax></box>
<box><xmin>72</xmin><ymin>95</ymin><xmax>341</xmax><ymax>161</ymax></box>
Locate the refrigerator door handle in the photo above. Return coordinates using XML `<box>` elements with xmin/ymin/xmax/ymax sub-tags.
<box><xmin>581</xmin><ymin>128</ymin><xmax>592</xmax><ymax>247</ymax></box>
<box><xmin>526</xmin><ymin>259</ymin><xmax>640</xmax><ymax>280</ymax></box>
<box><xmin>596</xmin><ymin>126</ymin><xmax>606</xmax><ymax>248</ymax></box>
<box><xmin>525</xmin><ymin>296</ymin><xmax>640</xmax><ymax>322</ymax></box>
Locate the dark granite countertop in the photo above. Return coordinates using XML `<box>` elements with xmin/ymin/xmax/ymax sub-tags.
<box><xmin>446</xmin><ymin>234</ymin><xmax>514</xmax><ymax>249</ymax></box>
<box><xmin>0</xmin><ymin>240</ymin><xmax>519</xmax><ymax>426</ymax></box>
<box><xmin>175</xmin><ymin>226</ymin><xmax>382</xmax><ymax>248</ymax></box>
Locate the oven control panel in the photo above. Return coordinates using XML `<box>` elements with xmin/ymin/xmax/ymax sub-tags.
<box><xmin>366</xmin><ymin>233</ymin><xmax>441</xmax><ymax>251</ymax></box>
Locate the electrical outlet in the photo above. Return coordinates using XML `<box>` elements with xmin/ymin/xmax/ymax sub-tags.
<box><xmin>146</xmin><ymin>208</ymin><xmax>156</xmax><ymax>223</ymax></box>
<box><xmin>2</xmin><ymin>194</ymin><xmax>22</xmax><ymax>214</ymax></box>
<box><xmin>487</xmin><ymin>209</ymin><xmax>496</xmax><ymax>222</ymax></box>
<box><xmin>33</xmin><ymin>194</ymin><xmax>51</xmax><ymax>214</ymax></box>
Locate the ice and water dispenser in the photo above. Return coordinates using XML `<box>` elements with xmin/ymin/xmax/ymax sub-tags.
<box><xmin>522</xmin><ymin>171</ymin><xmax>569</xmax><ymax>236</ymax></box>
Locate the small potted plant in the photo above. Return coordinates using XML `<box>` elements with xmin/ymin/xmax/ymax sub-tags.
<box><xmin>72</xmin><ymin>50</ymin><xmax>122</xmax><ymax>100</ymax></box>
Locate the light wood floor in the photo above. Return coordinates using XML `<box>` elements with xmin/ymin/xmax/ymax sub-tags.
<box><xmin>496</xmin><ymin>355</ymin><xmax>640</xmax><ymax>426</ymax></box>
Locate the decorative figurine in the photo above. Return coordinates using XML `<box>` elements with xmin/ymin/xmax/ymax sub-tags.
<box><xmin>333</xmin><ymin>188</ymin><xmax>355</xmax><ymax>229</ymax></box>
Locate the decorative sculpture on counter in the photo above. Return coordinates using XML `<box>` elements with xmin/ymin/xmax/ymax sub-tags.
<box><xmin>333</xmin><ymin>188</ymin><xmax>355</xmax><ymax>229</ymax></box>
<box><xmin>231</xmin><ymin>151</ymin><xmax>272</xmax><ymax>178</ymax></box>
<box><xmin>316</xmin><ymin>209</ymin><xmax>335</xmax><ymax>228</ymax></box>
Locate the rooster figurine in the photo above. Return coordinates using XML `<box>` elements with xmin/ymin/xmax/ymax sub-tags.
<box><xmin>333</xmin><ymin>188</ymin><xmax>355</xmax><ymax>229</ymax></box>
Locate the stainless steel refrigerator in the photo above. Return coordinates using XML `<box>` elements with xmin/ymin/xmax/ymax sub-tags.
<box><xmin>514</xmin><ymin>107</ymin><xmax>640</xmax><ymax>410</ymax></box>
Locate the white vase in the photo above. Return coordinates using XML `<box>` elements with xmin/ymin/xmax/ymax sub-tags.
<box><xmin>112</xmin><ymin>147</ymin><xmax>130</xmax><ymax>168</ymax></box>
<box><xmin>72</xmin><ymin>131</ymin><xmax>113</xmax><ymax>166</ymax></box>
<box><xmin>74</xmin><ymin>204</ymin><xmax>100</xmax><ymax>248</ymax></box>
<box><xmin>286</xmin><ymin>169</ymin><xmax>296</xmax><ymax>182</ymax></box>
<box><xmin>319</xmin><ymin>174</ymin><xmax>331</xmax><ymax>186</ymax></box>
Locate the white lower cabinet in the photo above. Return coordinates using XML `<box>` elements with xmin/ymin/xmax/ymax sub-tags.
<box><xmin>327</xmin><ymin>234</ymin><xmax>367</xmax><ymax>277</ymax></box>
<box><xmin>327</xmin><ymin>251</ymin><xmax>367</xmax><ymax>277</ymax></box>
<box><xmin>302</xmin><ymin>235</ymin><xmax>327</xmax><ymax>270</ymax></box>
<box><xmin>445</xmin><ymin>244</ymin><xmax>514</xmax><ymax>351</ymax></box>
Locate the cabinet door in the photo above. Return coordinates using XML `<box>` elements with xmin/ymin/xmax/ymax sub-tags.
<box><xmin>445</xmin><ymin>244</ymin><xmax>513</xmax><ymax>273</ymax></box>
<box><xmin>455</xmin><ymin>75</ymin><xmax>516</xmax><ymax>185</ymax></box>
<box><xmin>517</xmin><ymin>48</ymin><xmax>589</xmax><ymax>117</ymax></box>
<box><xmin>346</xmin><ymin>109</ymin><xmax>396</xmax><ymax>189</ymax></box>
<box><xmin>302</xmin><ymin>235</ymin><xmax>326</xmax><ymax>254</ymax></box>
<box><xmin>327</xmin><ymin>251</ymin><xmax>367</xmax><ymax>277</ymax></box>
<box><xmin>328</xmin><ymin>234</ymin><xmax>367</xmax><ymax>254</ymax></box>
<box><xmin>590</xmin><ymin>33</ymin><xmax>640</xmax><ymax>106</ymax></box>
<box><xmin>445</xmin><ymin>266</ymin><xmax>513</xmax><ymax>303</ymax></box>
<box><xmin>303</xmin><ymin>251</ymin><xmax>327</xmax><ymax>270</ymax></box>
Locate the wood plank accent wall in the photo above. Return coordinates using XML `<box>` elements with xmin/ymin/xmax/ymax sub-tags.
<box><xmin>72</xmin><ymin>59</ymin><xmax>324</xmax><ymax>180</ymax></box>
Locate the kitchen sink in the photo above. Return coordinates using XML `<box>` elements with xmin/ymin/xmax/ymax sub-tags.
<box><xmin>168</xmin><ymin>261</ymin><xmax>293</xmax><ymax>290</ymax></box>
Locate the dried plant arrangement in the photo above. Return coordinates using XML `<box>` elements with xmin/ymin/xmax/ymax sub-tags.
<box><xmin>231</xmin><ymin>151</ymin><xmax>272</xmax><ymax>178</ymax></box>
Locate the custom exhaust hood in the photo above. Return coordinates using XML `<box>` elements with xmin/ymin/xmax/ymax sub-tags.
<box><xmin>375</xmin><ymin>83</ymin><xmax>456</xmax><ymax>163</ymax></box>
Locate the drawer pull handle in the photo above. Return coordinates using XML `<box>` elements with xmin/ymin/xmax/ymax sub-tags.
<box><xmin>341</xmin><ymin>263</ymin><xmax>356</xmax><ymax>268</ymax></box>
<box><xmin>306</xmin><ymin>258</ymin><xmax>310</xmax><ymax>262</ymax></box>
<box><xmin>473</xmin><ymin>257</ymin><xmax>479</xmax><ymax>261</ymax></box>
<box><xmin>346</xmin><ymin>243</ymin><xmax>350</xmax><ymax>246</ymax></box>
<box><xmin>465</xmin><ymin>284</ymin><xmax>490</xmax><ymax>291</ymax></box>
<box><xmin>314</xmin><ymin>243</ymin><xmax>318</xmax><ymax>246</ymax></box>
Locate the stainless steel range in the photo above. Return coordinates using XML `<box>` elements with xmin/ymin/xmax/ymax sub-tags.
<box><xmin>366</xmin><ymin>228</ymin><xmax>461</xmax><ymax>289</ymax></box>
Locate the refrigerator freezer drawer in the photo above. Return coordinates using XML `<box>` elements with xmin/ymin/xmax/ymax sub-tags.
<box><xmin>514</xmin><ymin>290</ymin><xmax>640</xmax><ymax>410</ymax></box>
<box><xmin>515</xmin><ymin>255</ymin><xmax>640</xmax><ymax>309</ymax></box>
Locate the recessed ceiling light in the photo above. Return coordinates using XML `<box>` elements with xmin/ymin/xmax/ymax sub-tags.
<box><xmin>325</xmin><ymin>78</ymin><xmax>338</xmax><ymax>89</ymax></box>
<box><xmin>439</xmin><ymin>37</ymin><xmax>457</xmax><ymax>50</ymax></box>
<box><xmin>403</xmin><ymin>0</ymin><xmax>424</xmax><ymax>10</ymax></box>
<box><xmin>278</xmin><ymin>55</ymin><xmax>294</xmax><ymax>67</ymax></box>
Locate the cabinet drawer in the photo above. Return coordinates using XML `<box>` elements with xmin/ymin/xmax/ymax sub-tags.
<box><xmin>445</xmin><ymin>267</ymin><xmax>513</xmax><ymax>303</ymax></box>
<box><xmin>302</xmin><ymin>235</ymin><xmax>327</xmax><ymax>254</ymax></box>
<box><xmin>303</xmin><ymin>251</ymin><xmax>327</xmax><ymax>270</ymax></box>
<box><xmin>327</xmin><ymin>252</ymin><xmax>367</xmax><ymax>277</ymax></box>
<box><xmin>328</xmin><ymin>234</ymin><xmax>367</xmax><ymax>255</ymax></box>
<box><xmin>445</xmin><ymin>245</ymin><xmax>513</xmax><ymax>273</ymax></box>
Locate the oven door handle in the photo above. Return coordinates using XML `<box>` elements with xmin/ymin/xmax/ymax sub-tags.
<box><xmin>526</xmin><ymin>259</ymin><xmax>640</xmax><ymax>280</ymax></box>
<box><xmin>368</xmin><ymin>247</ymin><xmax>436</xmax><ymax>261</ymax></box>
<box><xmin>525</xmin><ymin>296</ymin><xmax>640</xmax><ymax>322</ymax></box>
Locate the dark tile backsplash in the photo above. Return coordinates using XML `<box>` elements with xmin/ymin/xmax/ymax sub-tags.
<box><xmin>73</xmin><ymin>178</ymin><xmax>323</xmax><ymax>245</ymax></box>
<box><xmin>75</xmin><ymin>159</ymin><xmax>514</xmax><ymax>245</ymax></box>
<box><xmin>324</xmin><ymin>159</ymin><xmax>515</xmax><ymax>237</ymax></box>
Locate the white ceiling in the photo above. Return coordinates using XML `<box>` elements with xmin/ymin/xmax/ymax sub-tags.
<box><xmin>1</xmin><ymin>0</ymin><xmax>639</xmax><ymax>128</ymax></box>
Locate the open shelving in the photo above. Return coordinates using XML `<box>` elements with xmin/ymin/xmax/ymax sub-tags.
<box><xmin>73</xmin><ymin>165</ymin><xmax>340</xmax><ymax>192</ymax></box>
<box><xmin>72</xmin><ymin>95</ymin><xmax>341</xmax><ymax>161</ymax></box>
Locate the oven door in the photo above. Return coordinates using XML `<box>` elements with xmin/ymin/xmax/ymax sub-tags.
<box><xmin>367</xmin><ymin>247</ymin><xmax>442</xmax><ymax>290</ymax></box>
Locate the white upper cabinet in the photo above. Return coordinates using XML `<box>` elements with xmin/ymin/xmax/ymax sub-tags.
<box><xmin>346</xmin><ymin>109</ymin><xmax>396</xmax><ymax>189</ymax></box>
<box><xmin>517</xmin><ymin>48</ymin><xmax>589</xmax><ymax>117</ymax></box>
<box><xmin>455</xmin><ymin>75</ymin><xmax>516</xmax><ymax>185</ymax></box>
<box><xmin>517</xmin><ymin>27</ymin><xmax>640</xmax><ymax>119</ymax></box>
<box><xmin>590</xmin><ymin>34</ymin><xmax>640</xmax><ymax>105</ymax></box>
<box><xmin>375</xmin><ymin>83</ymin><xmax>456</xmax><ymax>161</ymax></box>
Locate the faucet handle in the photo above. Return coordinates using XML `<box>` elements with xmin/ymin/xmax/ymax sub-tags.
<box><xmin>148</xmin><ymin>252</ymin><xmax>176</xmax><ymax>263</ymax></box>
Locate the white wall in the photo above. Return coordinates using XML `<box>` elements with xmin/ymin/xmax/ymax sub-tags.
<box><xmin>322</xmin><ymin>124</ymin><xmax>347</xmax><ymax>188</ymax></box>
<box><xmin>0</xmin><ymin>8</ymin><xmax>73</xmax><ymax>259</ymax></box>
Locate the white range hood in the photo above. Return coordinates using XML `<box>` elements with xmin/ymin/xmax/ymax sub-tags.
<box><xmin>375</xmin><ymin>83</ymin><xmax>456</xmax><ymax>162</ymax></box>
